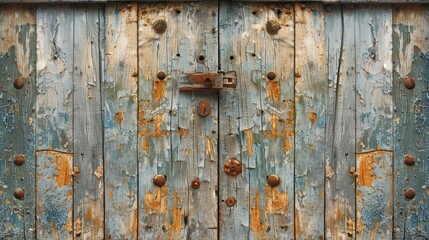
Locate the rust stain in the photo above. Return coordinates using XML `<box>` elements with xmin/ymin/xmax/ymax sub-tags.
<box><xmin>265</xmin><ymin>186</ymin><xmax>288</xmax><ymax>214</ymax></box>
<box><xmin>37</xmin><ymin>151</ymin><xmax>73</xmax><ymax>187</ymax></box>
<box><xmin>245</xmin><ymin>129</ymin><xmax>253</xmax><ymax>156</ymax></box>
<box><xmin>108</xmin><ymin>191</ymin><xmax>113</xmax><ymax>199</ymax></box>
<box><xmin>166</xmin><ymin>192</ymin><xmax>183</xmax><ymax>233</ymax></box>
<box><xmin>74</xmin><ymin>218</ymin><xmax>82</xmax><ymax>236</ymax></box>
<box><xmin>142</xmin><ymin>138</ymin><xmax>150</xmax><ymax>154</ymax></box>
<box><xmin>309</xmin><ymin>108</ymin><xmax>317</xmax><ymax>124</ymax></box>
<box><xmin>283</xmin><ymin>140</ymin><xmax>292</xmax><ymax>152</ymax></box>
<box><xmin>115</xmin><ymin>107</ymin><xmax>124</xmax><ymax>126</ymax></box>
<box><xmin>267</xmin><ymin>80</ymin><xmax>280</xmax><ymax>102</ymax></box>
<box><xmin>370</xmin><ymin>218</ymin><xmax>380</xmax><ymax>240</ymax></box>
<box><xmin>154</xmin><ymin>114</ymin><xmax>164</xmax><ymax>137</ymax></box>
<box><xmin>130</xmin><ymin>208</ymin><xmax>138</xmax><ymax>238</ymax></box>
<box><xmin>153</xmin><ymin>80</ymin><xmax>166</xmax><ymax>102</ymax></box>
<box><xmin>347</xmin><ymin>217</ymin><xmax>355</xmax><ymax>237</ymax></box>
<box><xmin>295</xmin><ymin>207</ymin><xmax>302</xmax><ymax>237</ymax></box>
<box><xmin>357</xmin><ymin>153</ymin><xmax>376</xmax><ymax>188</ymax></box>
<box><xmin>205</xmin><ymin>137</ymin><xmax>212</xmax><ymax>157</ymax></box>
<box><xmin>250</xmin><ymin>193</ymin><xmax>266</xmax><ymax>237</ymax></box>
<box><xmin>178</xmin><ymin>128</ymin><xmax>189</xmax><ymax>137</ymax></box>
<box><xmin>144</xmin><ymin>187</ymin><xmax>167</xmax><ymax>214</ymax></box>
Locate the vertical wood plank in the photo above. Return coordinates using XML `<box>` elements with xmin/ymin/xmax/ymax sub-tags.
<box><xmin>36</xmin><ymin>5</ymin><xmax>74</xmax><ymax>239</ymax></box>
<box><xmin>393</xmin><ymin>5</ymin><xmax>429</xmax><ymax>239</ymax></box>
<box><xmin>355</xmin><ymin>5</ymin><xmax>393</xmax><ymax>240</ymax></box>
<box><xmin>0</xmin><ymin>5</ymin><xmax>36</xmax><ymax>239</ymax></box>
<box><xmin>104</xmin><ymin>3</ymin><xmax>138</xmax><ymax>239</ymax></box>
<box><xmin>294</xmin><ymin>3</ymin><xmax>327</xmax><ymax>239</ymax></box>
<box><xmin>73</xmin><ymin>5</ymin><xmax>104</xmax><ymax>239</ymax></box>
<box><xmin>324</xmin><ymin>5</ymin><xmax>356</xmax><ymax>239</ymax></box>
<box><xmin>261</xmin><ymin>3</ymin><xmax>295</xmax><ymax>239</ymax></box>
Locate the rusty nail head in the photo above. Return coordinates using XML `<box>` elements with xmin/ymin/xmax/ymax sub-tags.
<box><xmin>404</xmin><ymin>188</ymin><xmax>416</xmax><ymax>200</ymax></box>
<box><xmin>14</xmin><ymin>188</ymin><xmax>25</xmax><ymax>200</ymax></box>
<box><xmin>191</xmin><ymin>178</ymin><xmax>201</xmax><ymax>189</ymax></box>
<box><xmin>223</xmin><ymin>158</ymin><xmax>242</xmax><ymax>176</ymax></box>
<box><xmin>14</xmin><ymin>154</ymin><xmax>25</xmax><ymax>166</ymax></box>
<box><xmin>157</xmin><ymin>71</ymin><xmax>166</xmax><ymax>80</ymax></box>
<box><xmin>14</xmin><ymin>77</ymin><xmax>25</xmax><ymax>89</ymax></box>
<box><xmin>204</xmin><ymin>77</ymin><xmax>213</xmax><ymax>87</ymax></box>
<box><xmin>404</xmin><ymin>154</ymin><xmax>415</xmax><ymax>166</ymax></box>
<box><xmin>266</xmin><ymin>20</ymin><xmax>281</xmax><ymax>35</ymax></box>
<box><xmin>153</xmin><ymin>19</ymin><xmax>167</xmax><ymax>34</ymax></box>
<box><xmin>226</xmin><ymin>197</ymin><xmax>236</xmax><ymax>207</ymax></box>
<box><xmin>267</xmin><ymin>72</ymin><xmax>277</xmax><ymax>81</ymax></box>
<box><xmin>405</xmin><ymin>77</ymin><xmax>415</xmax><ymax>89</ymax></box>
<box><xmin>267</xmin><ymin>174</ymin><xmax>281</xmax><ymax>187</ymax></box>
<box><xmin>197</xmin><ymin>100</ymin><xmax>211</xmax><ymax>117</ymax></box>
<box><xmin>153</xmin><ymin>174</ymin><xmax>166</xmax><ymax>187</ymax></box>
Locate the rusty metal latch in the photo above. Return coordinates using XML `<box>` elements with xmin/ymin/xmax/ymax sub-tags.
<box><xmin>179</xmin><ymin>71</ymin><xmax>237</xmax><ymax>91</ymax></box>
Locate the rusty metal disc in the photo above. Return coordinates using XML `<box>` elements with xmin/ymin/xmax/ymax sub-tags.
<box><xmin>153</xmin><ymin>174</ymin><xmax>167</xmax><ymax>187</ymax></box>
<box><xmin>223</xmin><ymin>158</ymin><xmax>242</xmax><ymax>176</ymax></box>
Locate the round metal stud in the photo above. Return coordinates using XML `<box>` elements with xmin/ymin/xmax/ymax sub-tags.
<box><xmin>266</xmin><ymin>20</ymin><xmax>281</xmax><ymax>35</ymax></box>
<box><xmin>14</xmin><ymin>77</ymin><xmax>25</xmax><ymax>89</ymax></box>
<box><xmin>153</xmin><ymin>19</ymin><xmax>167</xmax><ymax>34</ymax></box>
<box><xmin>153</xmin><ymin>174</ymin><xmax>167</xmax><ymax>187</ymax></box>
<box><xmin>14</xmin><ymin>188</ymin><xmax>25</xmax><ymax>200</ymax></box>
<box><xmin>14</xmin><ymin>154</ymin><xmax>25</xmax><ymax>166</ymax></box>
<box><xmin>223</xmin><ymin>158</ymin><xmax>242</xmax><ymax>177</ymax></box>
<box><xmin>404</xmin><ymin>154</ymin><xmax>415</xmax><ymax>166</ymax></box>
<box><xmin>405</xmin><ymin>77</ymin><xmax>415</xmax><ymax>90</ymax></box>
<box><xmin>267</xmin><ymin>72</ymin><xmax>277</xmax><ymax>81</ymax></box>
<box><xmin>267</xmin><ymin>174</ymin><xmax>281</xmax><ymax>187</ymax></box>
<box><xmin>197</xmin><ymin>100</ymin><xmax>211</xmax><ymax>117</ymax></box>
<box><xmin>404</xmin><ymin>188</ymin><xmax>416</xmax><ymax>200</ymax></box>
<box><xmin>157</xmin><ymin>71</ymin><xmax>166</xmax><ymax>80</ymax></box>
<box><xmin>191</xmin><ymin>178</ymin><xmax>201</xmax><ymax>189</ymax></box>
<box><xmin>225</xmin><ymin>197</ymin><xmax>236</xmax><ymax>207</ymax></box>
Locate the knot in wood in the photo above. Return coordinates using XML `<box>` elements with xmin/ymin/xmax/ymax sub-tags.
<box><xmin>266</xmin><ymin>20</ymin><xmax>281</xmax><ymax>35</ymax></box>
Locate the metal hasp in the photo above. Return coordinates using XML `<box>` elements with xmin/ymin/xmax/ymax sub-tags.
<box><xmin>179</xmin><ymin>71</ymin><xmax>237</xmax><ymax>91</ymax></box>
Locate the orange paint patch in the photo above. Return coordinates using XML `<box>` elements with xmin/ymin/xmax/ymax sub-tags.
<box><xmin>265</xmin><ymin>186</ymin><xmax>289</xmax><ymax>214</ymax></box>
<box><xmin>267</xmin><ymin>80</ymin><xmax>280</xmax><ymax>102</ymax></box>
<box><xmin>309</xmin><ymin>108</ymin><xmax>317</xmax><ymax>124</ymax></box>
<box><xmin>250</xmin><ymin>193</ymin><xmax>266</xmax><ymax>237</ymax></box>
<box><xmin>153</xmin><ymin>80</ymin><xmax>165</xmax><ymax>102</ymax></box>
<box><xmin>245</xmin><ymin>129</ymin><xmax>253</xmax><ymax>156</ymax></box>
<box><xmin>115</xmin><ymin>107</ymin><xmax>124</xmax><ymax>126</ymax></box>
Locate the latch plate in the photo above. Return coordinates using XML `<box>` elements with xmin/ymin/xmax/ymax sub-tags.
<box><xmin>179</xmin><ymin>71</ymin><xmax>237</xmax><ymax>91</ymax></box>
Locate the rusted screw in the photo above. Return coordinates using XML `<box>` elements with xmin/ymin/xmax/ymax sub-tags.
<box><xmin>267</xmin><ymin>72</ymin><xmax>277</xmax><ymax>81</ymax></box>
<box><xmin>153</xmin><ymin>174</ymin><xmax>167</xmax><ymax>187</ymax></box>
<box><xmin>204</xmin><ymin>78</ymin><xmax>213</xmax><ymax>87</ymax></box>
<box><xmin>225</xmin><ymin>197</ymin><xmax>236</xmax><ymax>207</ymax></box>
<box><xmin>191</xmin><ymin>178</ymin><xmax>201</xmax><ymax>189</ymax></box>
<box><xmin>266</xmin><ymin>20</ymin><xmax>281</xmax><ymax>35</ymax></box>
<box><xmin>14</xmin><ymin>188</ymin><xmax>25</xmax><ymax>200</ymax></box>
<box><xmin>267</xmin><ymin>174</ymin><xmax>281</xmax><ymax>187</ymax></box>
<box><xmin>405</xmin><ymin>77</ymin><xmax>415</xmax><ymax>90</ymax></box>
<box><xmin>404</xmin><ymin>154</ymin><xmax>415</xmax><ymax>166</ymax></box>
<box><xmin>157</xmin><ymin>71</ymin><xmax>166</xmax><ymax>80</ymax></box>
<box><xmin>197</xmin><ymin>100</ymin><xmax>211</xmax><ymax>117</ymax></box>
<box><xmin>223</xmin><ymin>158</ymin><xmax>242</xmax><ymax>176</ymax></box>
<box><xmin>153</xmin><ymin>19</ymin><xmax>167</xmax><ymax>34</ymax></box>
<box><xmin>404</xmin><ymin>188</ymin><xmax>416</xmax><ymax>200</ymax></box>
<box><xmin>14</xmin><ymin>77</ymin><xmax>25</xmax><ymax>89</ymax></box>
<box><xmin>14</xmin><ymin>154</ymin><xmax>25</xmax><ymax>166</ymax></box>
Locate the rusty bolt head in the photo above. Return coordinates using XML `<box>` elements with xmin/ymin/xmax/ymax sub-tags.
<box><xmin>225</xmin><ymin>197</ymin><xmax>236</xmax><ymax>207</ymax></box>
<box><xmin>223</xmin><ymin>158</ymin><xmax>242</xmax><ymax>176</ymax></box>
<box><xmin>266</xmin><ymin>20</ymin><xmax>281</xmax><ymax>35</ymax></box>
<box><xmin>404</xmin><ymin>188</ymin><xmax>416</xmax><ymax>200</ymax></box>
<box><xmin>14</xmin><ymin>154</ymin><xmax>25</xmax><ymax>166</ymax></box>
<box><xmin>404</xmin><ymin>154</ymin><xmax>415</xmax><ymax>166</ymax></box>
<box><xmin>14</xmin><ymin>77</ymin><xmax>25</xmax><ymax>89</ymax></box>
<box><xmin>197</xmin><ymin>100</ymin><xmax>211</xmax><ymax>117</ymax></box>
<box><xmin>267</xmin><ymin>72</ymin><xmax>277</xmax><ymax>81</ymax></box>
<box><xmin>153</xmin><ymin>174</ymin><xmax>167</xmax><ymax>187</ymax></box>
<box><xmin>153</xmin><ymin>19</ymin><xmax>167</xmax><ymax>34</ymax></box>
<box><xmin>405</xmin><ymin>77</ymin><xmax>415</xmax><ymax>90</ymax></box>
<box><xmin>267</xmin><ymin>174</ymin><xmax>281</xmax><ymax>187</ymax></box>
<box><xmin>157</xmin><ymin>71</ymin><xmax>166</xmax><ymax>80</ymax></box>
<box><xmin>191</xmin><ymin>178</ymin><xmax>201</xmax><ymax>189</ymax></box>
<box><xmin>14</xmin><ymin>188</ymin><xmax>25</xmax><ymax>200</ymax></box>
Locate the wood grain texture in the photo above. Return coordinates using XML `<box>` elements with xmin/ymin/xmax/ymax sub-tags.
<box><xmin>355</xmin><ymin>5</ymin><xmax>393</xmax><ymax>240</ymax></box>
<box><xmin>294</xmin><ymin>3</ymin><xmax>327</xmax><ymax>239</ymax></box>
<box><xmin>73</xmin><ymin>5</ymin><xmax>104</xmax><ymax>239</ymax></box>
<box><xmin>392</xmin><ymin>5</ymin><xmax>429</xmax><ymax>239</ymax></box>
<box><xmin>0</xmin><ymin>6</ymin><xmax>36</xmax><ymax>240</ymax></box>
<box><xmin>104</xmin><ymin>3</ymin><xmax>138</xmax><ymax>239</ymax></box>
<box><xmin>36</xmin><ymin>5</ymin><xmax>74</xmax><ymax>239</ymax></box>
<box><xmin>324</xmin><ymin>5</ymin><xmax>356</xmax><ymax>240</ymax></box>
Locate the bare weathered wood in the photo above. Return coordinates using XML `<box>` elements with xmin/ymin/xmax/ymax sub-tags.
<box><xmin>355</xmin><ymin>5</ymin><xmax>393</xmax><ymax>239</ymax></box>
<box><xmin>36</xmin><ymin>6</ymin><xmax>74</xmax><ymax>239</ymax></box>
<box><xmin>73</xmin><ymin>5</ymin><xmax>104</xmax><ymax>239</ymax></box>
<box><xmin>0</xmin><ymin>6</ymin><xmax>36</xmax><ymax>240</ymax></box>
<box><xmin>324</xmin><ymin>5</ymin><xmax>356</xmax><ymax>239</ymax></box>
<box><xmin>104</xmin><ymin>3</ymin><xmax>138</xmax><ymax>239</ymax></box>
<box><xmin>294</xmin><ymin>3</ymin><xmax>327</xmax><ymax>239</ymax></box>
<box><xmin>392</xmin><ymin>5</ymin><xmax>429</xmax><ymax>239</ymax></box>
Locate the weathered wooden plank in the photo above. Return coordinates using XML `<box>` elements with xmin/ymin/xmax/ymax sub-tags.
<box><xmin>392</xmin><ymin>5</ymin><xmax>429</xmax><ymax>239</ymax></box>
<box><xmin>355</xmin><ymin>5</ymin><xmax>393</xmax><ymax>239</ymax></box>
<box><xmin>168</xmin><ymin>2</ymin><xmax>219</xmax><ymax>239</ymax></box>
<box><xmin>73</xmin><ymin>5</ymin><xmax>104</xmax><ymax>239</ymax></box>
<box><xmin>294</xmin><ymin>3</ymin><xmax>327</xmax><ymax>239</ymax></box>
<box><xmin>0</xmin><ymin>6</ymin><xmax>36</xmax><ymax>240</ymax></box>
<box><xmin>36</xmin><ymin>5</ymin><xmax>74</xmax><ymax>239</ymax></box>
<box><xmin>104</xmin><ymin>3</ymin><xmax>138</xmax><ymax>239</ymax></box>
<box><xmin>324</xmin><ymin>5</ymin><xmax>356</xmax><ymax>239</ymax></box>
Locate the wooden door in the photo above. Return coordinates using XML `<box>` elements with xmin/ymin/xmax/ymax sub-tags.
<box><xmin>0</xmin><ymin>2</ymin><xmax>428</xmax><ymax>240</ymax></box>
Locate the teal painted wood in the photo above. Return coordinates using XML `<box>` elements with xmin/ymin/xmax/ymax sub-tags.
<box><xmin>294</xmin><ymin>3</ymin><xmax>327</xmax><ymax>239</ymax></box>
<box><xmin>355</xmin><ymin>5</ymin><xmax>393</xmax><ymax>239</ymax></box>
<box><xmin>36</xmin><ymin>5</ymin><xmax>74</xmax><ymax>239</ymax></box>
<box><xmin>73</xmin><ymin>5</ymin><xmax>104</xmax><ymax>239</ymax></box>
<box><xmin>324</xmin><ymin>5</ymin><xmax>357</xmax><ymax>239</ymax></box>
<box><xmin>0</xmin><ymin>6</ymin><xmax>36</xmax><ymax>239</ymax></box>
<box><xmin>104</xmin><ymin>3</ymin><xmax>138</xmax><ymax>239</ymax></box>
<box><xmin>392</xmin><ymin>5</ymin><xmax>429</xmax><ymax>239</ymax></box>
